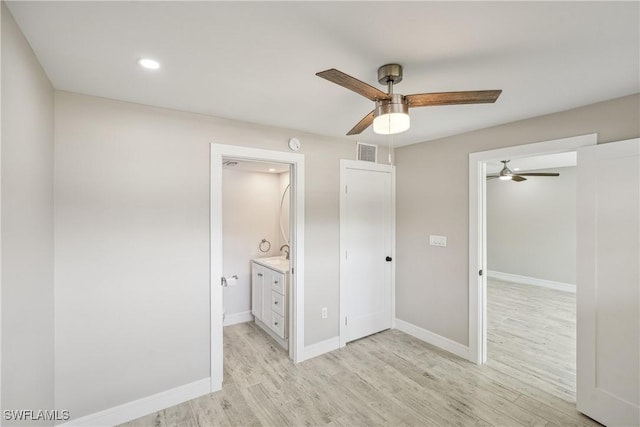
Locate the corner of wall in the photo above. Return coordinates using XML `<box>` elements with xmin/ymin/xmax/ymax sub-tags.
<box><xmin>394</xmin><ymin>319</ymin><xmax>471</xmax><ymax>362</ymax></box>
<box><xmin>1</xmin><ymin>1</ymin><xmax>56</xmax><ymax>421</ymax></box>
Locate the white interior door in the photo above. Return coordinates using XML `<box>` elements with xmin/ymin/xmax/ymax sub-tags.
<box><xmin>340</xmin><ymin>160</ymin><xmax>394</xmax><ymax>345</ymax></box>
<box><xmin>576</xmin><ymin>138</ymin><xmax>639</xmax><ymax>426</ymax></box>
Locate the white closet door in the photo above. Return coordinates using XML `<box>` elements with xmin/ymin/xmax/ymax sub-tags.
<box><xmin>576</xmin><ymin>138</ymin><xmax>639</xmax><ymax>426</ymax></box>
<box><xmin>340</xmin><ymin>160</ymin><xmax>393</xmax><ymax>345</ymax></box>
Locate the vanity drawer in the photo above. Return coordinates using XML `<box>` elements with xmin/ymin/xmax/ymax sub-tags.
<box><xmin>271</xmin><ymin>290</ymin><xmax>285</xmax><ymax>316</ymax></box>
<box><xmin>271</xmin><ymin>272</ymin><xmax>285</xmax><ymax>295</ymax></box>
<box><xmin>271</xmin><ymin>312</ymin><xmax>285</xmax><ymax>338</ymax></box>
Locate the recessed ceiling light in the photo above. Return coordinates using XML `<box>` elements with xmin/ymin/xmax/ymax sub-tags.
<box><xmin>137</xmin><ymin>58</ymin><xmax>160</xmax><ymax>70</ymax></box>
<box><xmin>269</xmin><ymin>168</ymin><xmax>276</xmax><ymax>172</ymax></box>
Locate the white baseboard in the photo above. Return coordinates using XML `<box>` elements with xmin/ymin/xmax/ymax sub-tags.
<box><xmin>300</xmin><ymin>336</ymin><xmax>340</xmax><ymax>362</ymax></box>
<box><xmin>488</xmin><ymin>270</ymin><xmax>576</xmax><ymax>293</ymax></box>
<box><xmin>58</xmin><ymin>378</ymin><xmax>211</xmax><ymax>427</ymax></box>
<box><xmin>224</xmin><ymin>310</ymin><xmax>253</xmax><ymax>326</ymax></box>
<box><xmin>394</xmin><ymin>319</ymin><xmax>471</xmax><ymax>362</ymax></box>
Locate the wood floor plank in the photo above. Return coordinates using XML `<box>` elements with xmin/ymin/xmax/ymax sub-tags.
<box><xmin>121</xmin><ymin>281</ymin><xmax>602</xmax><ymax>427</ymax></box>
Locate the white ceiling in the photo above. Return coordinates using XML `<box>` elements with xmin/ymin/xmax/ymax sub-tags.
<box><xmin>6</xmin><ymin>1</ymin><xmax>639</xmax><ymax>147</ymax></box>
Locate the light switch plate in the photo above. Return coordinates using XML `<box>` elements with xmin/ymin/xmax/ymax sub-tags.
<box><xmin>429</xmin><ymin>235</ymin><xmax>447</xmax><ymax>247</ymax></box>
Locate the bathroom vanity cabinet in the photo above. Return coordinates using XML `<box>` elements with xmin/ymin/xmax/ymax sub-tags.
<box><xmin>251</xmin><ymin>258</ymin><xmax>289</xmax><ymax>349</ymax></box>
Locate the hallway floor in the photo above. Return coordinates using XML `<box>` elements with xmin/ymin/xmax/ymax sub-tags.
<box><xmin>487</xmin><ymin>278</ymin><xmax>577</xmax><ymax>402</ymax></box>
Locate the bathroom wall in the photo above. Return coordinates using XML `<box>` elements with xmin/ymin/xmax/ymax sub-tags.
<box><xmin>222</xmin><ymin>168</ymin><xmax>283</xmax><ymax>323</ymax></box>
<box><xmin>278</xmin><ymin>171</ymin><xmax>291</xmax><ymax>249</ymax></box>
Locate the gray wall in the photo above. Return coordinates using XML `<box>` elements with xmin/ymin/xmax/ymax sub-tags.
<box><xmin>487</xmin><ymin>166</ymin><xmax>576</xmax><ymax>285</ymax></box>
<box><xmin>395</xmin><ymin>93</ymin><xmax>639</xmax><ymax>346</ymax></box>
<box><xmin>1</xmin><ymin>3</ymin><xmax>55</xmax><ymax>423</ymax></box>
<box><xmin>54</xmin><ymin>91</ymin><xmax>370</xmax><ymax>419</ymax></box>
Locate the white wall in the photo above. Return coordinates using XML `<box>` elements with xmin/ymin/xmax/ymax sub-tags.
<box><xmin>1</xmin><ymin>3</ymin><xmax>55</xmax><ymax>423</ymax></box>
<box><xmin>222</xmin><ymin>168</ymin><xmax>283</xmax><ymax>319</ymax></box>
<box><xmin>487</xmin><ymin>166</ymin><xmax>576</xmax><ymax>285</ymax></box>
<box><xmin>395</xmin><ymin>94</ymin><xmax>639</xmax><ymax>347</ymax></box>
<box><xmin>54</xmin><ymin>91</ymin><xmax>369</xmax><ymax>419</ymax></box>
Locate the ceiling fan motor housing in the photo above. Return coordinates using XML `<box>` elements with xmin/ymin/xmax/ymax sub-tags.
<box><xmin>374</xmin><ymin>93</ymin><xmax>409</xmax><ymax>117</ymax></box>
<box><xmin>373</xmin><ymin>93</ymin><xmax>410</xmax><ymax>134</ymax></box>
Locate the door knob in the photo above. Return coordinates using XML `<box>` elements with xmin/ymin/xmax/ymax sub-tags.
<box><xmin>386</xmin><ymin>256</ymin><xmax>393</xmax><ymax>262</ymax></box>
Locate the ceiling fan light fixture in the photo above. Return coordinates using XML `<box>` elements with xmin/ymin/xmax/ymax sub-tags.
<box><xmin>373</xmin><ymin>94</ymin><xmax>410</xmax><ymax>135</ymax></box>
<box><xmin>373</xmin><ymin>112</ymin><xmax>410</xmax><ymax>135</ymax></box>
<box><xmin>499</xmin><ymin>175</ymin><xmax>513</xmax><ymax>181</ymax></box>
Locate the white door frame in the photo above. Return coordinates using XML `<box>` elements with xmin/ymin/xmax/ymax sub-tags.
<box><xmin>468</xmin><ymin>133</ymin><xmax>597</xmax><ymax>364</ymax></box>
<box><xmin>210</xmin><ymin>143</ymin><xmax>305</xmax><ymax>391</ymax></box>
<box><xmin>339</xmin><ymin>159</ymin><xmax>396</xmax><ymax>348</ymax></box>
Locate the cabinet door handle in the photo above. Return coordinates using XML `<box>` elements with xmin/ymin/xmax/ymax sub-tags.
<box><xmin>258</xmin><ymin>273</ymin><xmax>263</xmax><ymax>277</ymax></box>
<box><xmin>274</xmin><ymin>301</ymin><xmax>278</xmax><ymax>305</ymax></box>
<box><xmin>274</xmin><ymin>321</ymin><xmax>278</xmax><ymax>326</ymax></box>
<box><xmin>274</xmin><ymin>280</ymin><xmax>278</xmax><ymax>284</ymax></box>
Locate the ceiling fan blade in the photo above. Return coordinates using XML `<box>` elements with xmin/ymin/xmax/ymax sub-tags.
<box><xmin>512</xmin><ymin>175</ymin><xmax>527</xmax><ymax>182</ymax></box>
<box><xmin>347</xmin><ymin>110</ymin><xmax>375</xmax><ymax>135</ymax></box>
<box><xmin>316</xmin><ymin>69</ymin><xmax>391</xmax><ymax>102</ymax></box>
<box><xmin>405</xmin><ymin>90</ymin><xmax>502</xmax><ymax>107</ymax></box>
<box><xmin>516</xmin><ymin>172</ymin><xmax>560</xmax><ymax>177</ymax></box>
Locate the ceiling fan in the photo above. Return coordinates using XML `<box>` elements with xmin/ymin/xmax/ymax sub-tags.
<box><xmin>316</xmin><ymin>64</ymin><xmax>502</xmax><ymax>135</ymax></box>
<box><xmin>487</xmin><ymin>160</ymin><xmax>560</xmax><ymax>182</ymax></box>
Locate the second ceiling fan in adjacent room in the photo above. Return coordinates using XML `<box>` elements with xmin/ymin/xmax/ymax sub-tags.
<box><xmin>487</xmin><ymin>160</ymin><xmax>560</xmax><ymax>182</ymax></box>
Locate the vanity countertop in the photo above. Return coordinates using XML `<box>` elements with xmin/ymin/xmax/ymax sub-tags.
<box><xmin>252</xmin><ymin>256</ymin><xmax>289</xmax><ymax>274</ymax></box>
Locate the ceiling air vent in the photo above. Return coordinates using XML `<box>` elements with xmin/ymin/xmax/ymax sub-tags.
<box><xmin>357</xmin><ymin>142</ymin><xmax>377</xmax><ymax>163</ymax></box>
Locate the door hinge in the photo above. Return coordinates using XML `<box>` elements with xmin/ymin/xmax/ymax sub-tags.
<box><xmin>345</xmin><ymin>185</ymin><xmax>348</xmax><ymax>194</ymax></box>
<box><xmin>292</xmin><ymin>267</ymin><xmax>294</xmax><ymax>274</ymax></box>
<box><xmin>345</xmin><ymin>317</ymin><xmax>348</xmax><ymax>326</ymax></box>
<box><xmin>479</xmin><ymin>269</ymin><xmax>483</xmax><ymax>276</ymax></box>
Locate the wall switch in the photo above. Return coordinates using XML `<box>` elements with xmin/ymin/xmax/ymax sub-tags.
<box><xmin>429</xmin><ymin>235</ymin><xmax>447</xmax><ymax>247</ymax></box>
<box><xmin>321</xmin><ymin>307</ymin><xmax>328</xmax><ymax>319</ymax></box>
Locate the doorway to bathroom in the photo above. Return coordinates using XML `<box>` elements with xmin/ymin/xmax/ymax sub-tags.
<box><xmin>222</xmin><ymin>159</ymin><xmax>291</xmax><ymax>343</ymax></box>
<box><xmin>210</xmin><ymin>144</ymin><xmax>305</xmax><ymax>392</ymax></box>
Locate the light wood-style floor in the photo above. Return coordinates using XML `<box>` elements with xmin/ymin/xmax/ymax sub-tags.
<box><xmin>123</xmin><ymin>280</ymin><xmax>600</xmax><ymax>427</ymax></box>
<box><xmin>487</xmin><ymin>278</ymin><xmax>577</xmax><ymax>403</ymax></box>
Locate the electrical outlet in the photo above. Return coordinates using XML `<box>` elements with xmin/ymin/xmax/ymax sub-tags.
<box><xmin>429</xmin><ymin>235</ymin><xmax>447</xmax><ymax>247</ymax></box>
<box><xmin>321</xmin><ymin>307</ymin><xmax>328</xmax><ymax>319</ymax></box>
